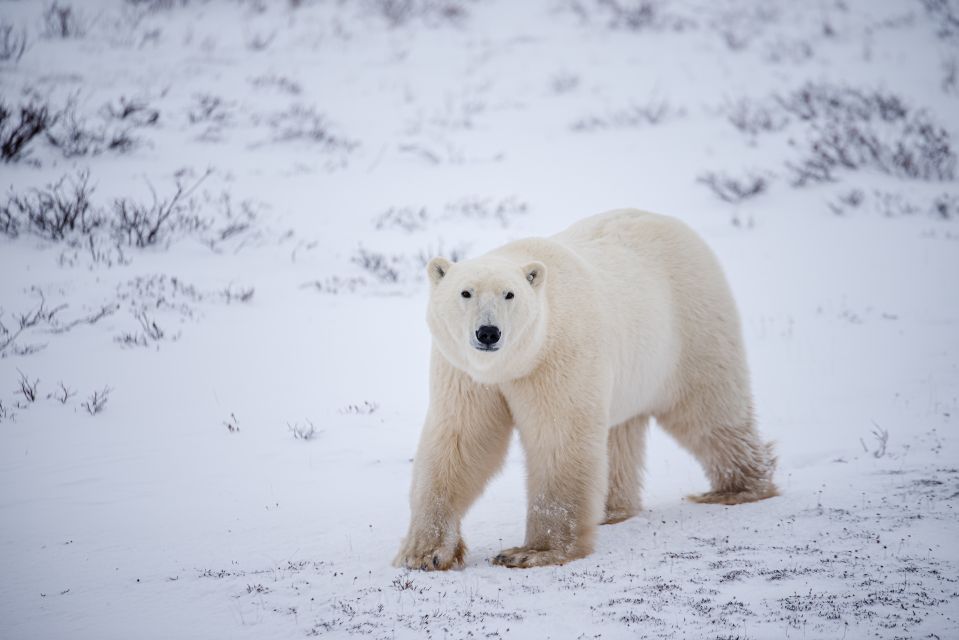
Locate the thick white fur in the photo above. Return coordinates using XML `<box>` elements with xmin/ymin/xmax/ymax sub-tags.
<box><xmin>394</xmin><ymin>209</ymin><xmax>777</xmax><ymax>571</ymax></box>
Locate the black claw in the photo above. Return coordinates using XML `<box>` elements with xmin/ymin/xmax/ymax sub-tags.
<box><xmin>494</xmin><ymin>554</ymin><xmax>505</xmax><ymax>563</ymax></box>
<box><xmin>520</xmin><ymin>555</ymin><xmax>529</xmax><ymax>564</ymax></box>
<box><xmin>432</xmin><ymin>554</ymin><xmax>439</xmax><ymax>568</ymax></box>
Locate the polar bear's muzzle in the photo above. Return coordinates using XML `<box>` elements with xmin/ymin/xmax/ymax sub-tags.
<box><xmin>472</xmin><ymin>324</ymin><xmax>501</xmax><ymax>351</ymax></box>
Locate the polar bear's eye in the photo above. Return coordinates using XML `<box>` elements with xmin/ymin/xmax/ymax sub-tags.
<box><xmin>461</xmin><ymin>291</ymin><xmax>471</xmax><ymax>299</ymax></box>
<box><xmin>505</xmin><ymin>291</ymin><xmax>514</xmax><ymax>300</ymax></box>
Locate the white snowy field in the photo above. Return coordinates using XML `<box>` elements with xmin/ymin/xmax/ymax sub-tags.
<box><xmin>1</xmin><ymin>0</ymin><xmax>958</xmax><ymax>637</ymax></box>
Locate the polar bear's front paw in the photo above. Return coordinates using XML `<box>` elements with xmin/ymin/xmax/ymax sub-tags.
<box><xmin>491</xmin><ymin>546</ymin><xmax>577</xmax><ymax>568</ymax></box>
<box><xmin>393</xmin><ymin>535</ymin><xmax>466</xmax><ymax>571</ymax></box>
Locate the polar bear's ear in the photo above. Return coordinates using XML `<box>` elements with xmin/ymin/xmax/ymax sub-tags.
<box><xmin>523</xmin><ymin>261</ymin><xmax>547</xmax><ymax>289</ymax></box>
<box><xmin>427</xmin><ymin>257</ymin><xmax>452</xmax><ymax>285</ymax></box>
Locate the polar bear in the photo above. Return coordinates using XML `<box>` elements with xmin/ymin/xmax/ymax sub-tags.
<box><xmin>394</xmin><ymin>209</ymin><xmax>777</xmax><ymax>571</ymax></box>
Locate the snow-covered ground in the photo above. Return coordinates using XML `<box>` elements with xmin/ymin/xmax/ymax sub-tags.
<box><xmin>1</xmin><ymin>0</ymin><xmax>958</xmax><ymax>637</ymax></box>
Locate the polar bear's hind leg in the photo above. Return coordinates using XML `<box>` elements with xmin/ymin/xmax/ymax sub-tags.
<box><xmin>659</xmin><ymin>400</ymin><xmax>778</xmax><ymax>506</ymax></box>
<box><xmin>603</xmin><ymin>415</ymin><xmax>649</xmax><ymax>524</ymax></box>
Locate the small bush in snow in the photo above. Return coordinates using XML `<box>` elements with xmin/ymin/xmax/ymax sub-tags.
<box><xmin>351</xmin><ymin>247</ymin><xmax>402</xmax><ymax>283</ymax></box>
<box><xmin>288</xmin><ymin>420</ymin><xmax>318</xmax><ymax>440</ymax></box>
<box><xmin>565</xmin><ymin>0</ymin><xmax>690</xmax><ymax>32</ymax></box>
<box><xmin>697</xmin><ymin>171</ymin><xmax>768</xmax><ymax>203</ymax></box>
<box><xmin>113</xmin><ymin>170</ymin><xmax>211</xmax><ymax>248</ymax></box>
<box><xmin>365</xmin><ymin>0</ymin><xmax>473</xmax><ymax>28</ymax></box>
<box><xmin>223</xmin><ymin>412</ymin><xmax>239</xmax><ymax>433</ymax></box>
<box><xmin>374</xmin><ymin>206</ymin><xmax>430</xmax><ymax>232</ymax></box>
<box><xmin>861</xmin><ymin>423</ymin><xmax>889</xmax><ymax>459</ymax></box>
<box><xmin>81</xmin><ymin>387</ymin><xmax>111</xmax><ymax>415</ymax></box>
<box><xmin>15</xmin><ymin>370</ymin><xmax>39</xmax><ymax>403</ymax></box>
<box><xmin>115</xmin><ymin>311</ymin><xmax>167</xmax><ymax>347</ymax></box>
<box><xmin>0</xmin><ymin>21</ymin><xmax>28</xmax><ymax>62</ymax></box>
<box><xmin>102</xmin><ymin>96</ymin><xmax>160</xmax><ymax>128</ymax></box>
<box><xmin>48</xmin><ymin>101</ymin><xmax>139</xmax><ymax>158</ymax></box>
<box><xmin>571</xmin><ymin>100</ymin><xmax>677</xmax><ymax>131</ymax></box>
<box><xmin>931</xmin><ymin>193</ymin><xmax>959</xmax><ymax>220</ymax></box>
<box><xmin>826</xmin><ymin>189</ymin><xmax>865</xmax><ymax>216</ymax></box>
<box><xmin>41</xmin><ymin>3</ymin><xmax>88</xmax><ymax>39</ymax></box>
<box><xmin>776</xmin><ymin>83</ymin><xmax>956</xmax><ymax>186</ymax></box>
<box><xmin>724</xmin><ymin>97</ymin><xmax>787</xmax><ymax>137</ymax></box>
<box><xmin>341</xmin><ymin>401</ymin><xmax>379</xmax><ymax>415</ymax></box>
<box><xmin>300</xmin><ymin>276</ymin><xmax>367</xmax><ymax>295</ymax></box>
<box><xmin>920</xmin><ymin>0</ymin><xmax>959</xmax><ymax>43</ymax></box>
<box><xmin>0</xmin><ymin>170</ymin><xmax>99</xmax><ymax>240</ymax></box>
<box><xmin>265</xmin><ymin>104</ymin><xmax>357</xmax><ymax>152</ymax></box>
<box><xmin>125</xmin><ymin>0</ymin><xmax>189</xmax><ymax>12</ymax></box>
<box><xmin>0</xmin><ymin>98</ymin><xmax>58</xmax><ymax>163</ymax></box>
<box><xmin>48</xmin><ymin>381</ymin><xmax>76</xmax><ymax>405</ymax></box>
<box><xmin>0</xmin><ymin>290</ymin><xmax>116</xmax><ymax>358</ymax></box>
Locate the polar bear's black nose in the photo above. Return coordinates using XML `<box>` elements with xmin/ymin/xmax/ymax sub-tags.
<box><xmin>476</xmin><ymin>325</ymin><xmax>501</xmax><ymax>346</ymax></box>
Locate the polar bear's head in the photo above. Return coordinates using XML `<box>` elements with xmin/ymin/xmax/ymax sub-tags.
<box><xmin>425</xmin><ymin>255</ymin><xmax>548</xmax><ymax>384</ymax></box>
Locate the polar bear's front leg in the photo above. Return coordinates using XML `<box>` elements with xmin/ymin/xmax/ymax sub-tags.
<box><xmin>493</xmin><ymin>401</ymin><xmax>608</xmax><ymax>569</ymax></box>
<box><xmin>394</xmin><ymin>351</ymin><xmax>513</xmax><ymax>571</ymax></box>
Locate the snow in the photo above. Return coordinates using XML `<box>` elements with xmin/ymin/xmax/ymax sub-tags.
<box><xmin>1</xmin><ymin>0</ymin><xmax>958</xmax><ymax>637</ymax></box>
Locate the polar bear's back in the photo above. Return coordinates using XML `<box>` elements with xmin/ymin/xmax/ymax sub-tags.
<box><xmin>551</xmin><ymin>208</ymin><xmax>747</xmax><ymax>422</ymax></box>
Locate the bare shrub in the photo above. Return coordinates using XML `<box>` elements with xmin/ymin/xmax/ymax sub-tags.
<box><xmin>566</xmin><ymin>0</ymin><xmax>689</xmax><ymax>32</ymax></box>
<box><xmin>697</xmin><ymin>172</ymin><xmax>768</xmax><ymax>203</ymax></box>
<box><xmin>0</xmin><ymin>170</ymin><xmax>99</xmax><ymax>240</ymax></box>
<box><xmin>249</xmin><ymin>74</ymin><xmax>302</xmax><ymax>95</ymax></box>
<box><xmin>826</xmin><ymin>189</ymin><xmax>865</xmax><ymax>216</ymax></box>
<box><xmin>288</xmin><ymin>420</ymin><xmax>318</xmax><ymax>440</ymax></box>
<box><xmin>762</xmin><ymin>38</ymin><xmax>813</xmax><ymax>65</ymax></box>
<box><xmin>300</xmin><ymin>276</ymin><xmax>367</xmax><ymax>295</ymax></box>
<box><xmin>189</xmin><ymin>94</ymin><xmax>232</xmax><ymax>125</ymax></box>
<box><xmin>724</xmin><ymin>98</ymin><xmax>787</xmax><ymax>136</ymax></box>
<box><xmin>373</xmin><ymin>206</ymin><xmax>429</xmax><ymax>232</ymax></box>
<box><xmin>943</xmin><ymin>56</ymin><xmax>959</xmax><ymax>95</ymax></box>
<box><xmin>125</xmin><ymin>0</ymin><xmax>189</xmax><ymax>11</ymax></box>
<box><xmin>776</xmin><ymin>83</ymin><xmax>908</xmax><ymax>124</ymax></box>
<box><xmin>365</xmin><ymin>0</ymin><xmax>472</xmax><ymax>27</ymax></box>
<box><xmin>47</xmin><ymin>98</ymin><xmax>140</xmax><ymax>158</ymax></box>
<box><xmin>265</xmin><ymin>104</ymin><xmax>357</xmax><ymax>152</ymax></box>
<box><xmin>860</xmin><ymin>423</ymin><xmax>889</xmax><ymax>458</ymax></box>
<box><xmin>82</xmin><ymin>387</ymin><xmax>111</xmax><ymax>415</ymax></box>
<box><xmin>0</xmin><ymin>21</ymin><xmax>28</xmax><ymax>62</ymax></box>
<box><xmin>223</xmin><ymin>412</ymin><xmax>239</xmax><ymax>433</ymax></box>
<box><xmin>0</xmin><ymin>400</ymin><xmax>13</xmax><ymax>423</ymax></box>
<box><xmin>572</xmin><ymin>100</ymin><xmax>677</xmax><ymax>131</ymax></box>
<box><xmin>444</xmin><ymin>196</ymin><xmax>528</xmax><ymax>227</ymax></box>
<box><xmin>0</xmin><ymin>99</ymin><xmax>58</xmax><ymax>163</ymax></box>
<box><xmin>220</xmin><ymin>284</ymin><xmax>255</xmax><ymax>303</ymax></box>
<box><xmin>0</xmin><ymin>290</ymin><xmax>116</xmax><ymax>358</ymax></box>
<box><xmin>102</xmin><ymin>96</ymin><xmax>159</xmax><ymax>127</ymax></box>
<box><xmin>872</xmin><ymin>191</ymin><xmax>922</xmax><ymax>218</ymax></box>
<box><xmin>246</xmin><ymin>31</ymin><xmax>275</xmax><ymax>51</ymax></box>
<box><xmin>341</xmin><ymin>401</ymin><xmax>379</xmax><ymax>415</ymax></box>
<box><xmin>416</xmin><ymin>241</ymin><xmax>467</xmax><ymax>269</ymax></box>
<box><xmin>732</xmin><ymin>83</ymin><xmax>959</xmax><ymax>187</ymax></box>
<box><xmin>115</xmin><ymin>311</ymin><xmax>165</xmax><ymax>347</ymax></box>
<box><xmin>41</xmin><ymin>3</ymin><xmax>88</xmax><ymax>39</ymax></box>
<box><xmin>113</xmin><ymin>169</ymin><xmax>211</xmax><ymax>247</ymax></box>
<box><xmin>48</xmin><ymin>381</ymin><xmax>76</xmax><ymax>405</ymax></box>
<box><xmin>0</xmin><ymin>295</ymin><xmax>63</xmax><ymax>357</ymax></box>
<box><xmin>15</xmin><ymin>370</ymin><xmax>39</xmax><ymax>403</ymax></box>
<box><xmin>920</xmin><ymin>0</ymin><xmax>959</xmax><ymax>43</ymax></box>
<box><xmin>550</xmin><ymin>72</ymin><xmax>580</xmax><ymax>94</ymax></box>
<box><xmin>930</xmin><ymin>193</ymin><xmax>959</xmax><ymax>220</ymax></box>
<box><xmin>788</xmin><ymin>110</ymin><xmax>955</xmax><ymax>186</ymax></box>
<box><xmin>352</xmin><ymin>247</ymin><xmax>401</xmax><ymax>283</ymax></box>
